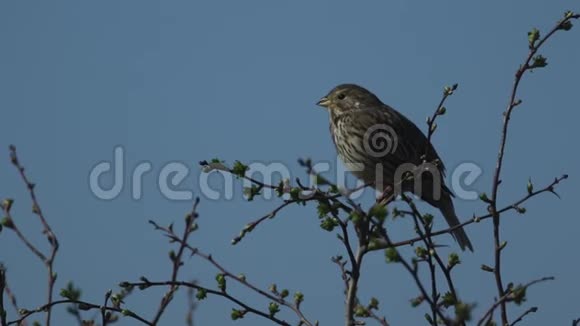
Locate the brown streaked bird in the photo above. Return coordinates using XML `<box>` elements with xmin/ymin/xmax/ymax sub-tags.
<box><xmin>317</xmin><ymin>84</ymin><xmax>473</xmax><ymax>251</ymax></box>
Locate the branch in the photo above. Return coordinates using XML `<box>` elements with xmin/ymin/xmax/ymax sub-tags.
<box><xmin>402</xmin><ymin>196</ymin><xmax>441</xmax><ymax>324</ymax></box>
<box><xmin>328</xmin><ymin>206</ymin><xmax>368</xmax><ymax>326</ymax></box>
<box><xmin>488</xmin><ymin>13</ymin><xmax>578</xmax><ymax>324</ymax></box>
<box><xmin>125</xmin><ymin>280</ymin><xmax>291</xmax><ymax>326</ymax></box>
<box><xmin>476</xmin><ymin>276</ymin><xmax>554</xmax><ymax>326</ymax></box>
<box><xmin>7</xmin><ymin>299</ymin><xmax>151</xmax><ymax>326</ymax></box>
<box><xmin>6</xmin><ymin>145</ymin><xmax>59</xmax><ymax>326</ymax></box>
<box><xmin>345</xmin><ymin>246</ymin><xmax>366</xmax><ymax>326</ymax></box>
<box><xmin>149</xmin><ymin>219</ymin><xmax>314</xmax><ymax>326</ymax></box>
<box><xmin>0</xmin><ymin>268</ymin><xmax>6</xmax><ymax>326</ymax></box>
<box><xmin>150</xmin><ymin>198</ymin><xmax>200</xmax><ymax>325</ymax></box>
<box><xmin>371</xmin><ymin>219</ymin><xmax>452</xmax><ymax>324</ymax></box>
<box><xmin>101</xmin><ymin>290</ymin><xmax>112</xmax><ymax>326</ymax></box>
<box><xmin>509</xmin><ymin>306</ymin><xmax>538</xmax><ymax>326</ymax></box>
<box><xmin>424</xmin><ymin>83</ymin><xmax>457</xmax><ymax>160</ymax></box>
<box><xmin>196</xmin><ymin>251</ymin><xmax>313</xmax><ymax>326</ymax></box>
<box><xmin>368</xmin><ymin>309</ymin><xmax>390</xmax><ymax>326</ymax></box>
<box><xmin>331</xmin><ymin>255</ymin><xmax>350</xmax><ymax>296</ymax></box>
<box><xmin>370</xmin><ymin>174</ymin><xmax>568</xmax><ymax>250</ymax></box>
<box><xmin>185</xmin><ymin>283</ymin><xmax>196</xmax><ymax>326</ymax></box>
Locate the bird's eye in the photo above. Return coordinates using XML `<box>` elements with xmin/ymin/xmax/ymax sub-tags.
<box><xmin>337</xmin><ymin>93</ymin><xmax>346</xmax><ymax>100</ymax></box>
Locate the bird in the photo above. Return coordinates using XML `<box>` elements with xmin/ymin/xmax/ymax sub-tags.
<box><xmin>317</xmin><ymin>84</ymin><xmax>473</xmax><ymax>251</ymax></box>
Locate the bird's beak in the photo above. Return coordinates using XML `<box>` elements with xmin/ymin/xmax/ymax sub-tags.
<box><xmin>316</xmin><ymin>96</ymin><xmax>330</xmax><ymax>108</ymax></box>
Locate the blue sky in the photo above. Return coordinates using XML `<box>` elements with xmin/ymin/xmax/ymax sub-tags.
<box><xmin>1</xmin><ymin>1</ymin><xmax>579</xmax><ymax>325</ymax></box>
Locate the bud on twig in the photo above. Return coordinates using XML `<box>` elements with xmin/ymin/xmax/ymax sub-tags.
<box><xmin>528</xmin><ymin>28</ymin><xmax>540</xmax><ymax>48</ymax></box>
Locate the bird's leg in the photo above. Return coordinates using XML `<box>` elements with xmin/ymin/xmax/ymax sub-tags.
<box><xmin>376</xmin><ymin>185</ymin><xmax>395</xmax><ymax>206</ymax></box>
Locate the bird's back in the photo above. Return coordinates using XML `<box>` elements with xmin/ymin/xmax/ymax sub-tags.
<box><xmin>330</xmin><ymin>104</ymin><xmax>446</xmax><ymax>186</ymax></box>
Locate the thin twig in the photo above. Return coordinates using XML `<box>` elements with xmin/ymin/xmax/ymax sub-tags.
<box><xmin>8</xmin><ymin>145</ymin><xmax>59</xmax><ymax>326</ymax></box>
<box><xmin>368</xmin><ymin>309</ymin><xmax>390</xmax><ymax>326</ymax></box>
<box><xmin>370</xmin><ymin>219</ymin><xmax>451</xmax><ymax>324</ymax></box>
<box><xmin>331</xmin><ymin>209</ymin><xmax>357</xmax><ymax>287</ymax></box>
<box><xmin>402</xmin><ymin>197</ymin><xmax>440</xmax><ymax>324</ymax></box>
<box><xmin>345</xmin><ymin>246</ymin><xmax>366</xmax><ymax>326</ymax></box>
<box><xmin>0</xmin><ymin>268</ymin><xmax>7</xmax><ymax>326</ymax></box>
<box><xmin>101</xmin><ymin>290</ymin><xmax>112</xmax><ymax>326</ymax></box>
<box><xmin>128</xmin><ymin>280</ymin><xmax>291</xmax><ymax>326</ymax></box>
<box><xmin>150</xmin><ymin>198</ymin><xmax>200</xmax><ymax>325</ymax></box>
<box><xmin>331</xmin><ymin>255</ymin><xmax>350</xmax><ymax>295</ymax></box>
<box><xmin>7</xmin><ymin>300</ymin><xmax>151</xmax><ymax>326</ymax></box>
<box><xmin>424</xmin><ymin>83</ymin><xmax>457</xmax><ymax>161</ymax></box>
<box><xmin>509</xmin><ymin>306</ymin><xmax>538</xmax><ymax>326</ymax></box>
<box><xmin>150</xmin><ymin>220</ymin><xmax>314</xmax><ymax>326</ymax></box>
<box><xmin>488</xmin><ymin>14</ymin><xmax>578</xmax><ymax>324</ymax></box>
<box><xmin>0</xmin><ymin>221</ymin><xmax>46</xmax><ymax>262</ymax></box>
<box><xmin>476</xmin><ymin>276</ymin><xmax>554</xmax><ymax>326</ymax></box>
<box><xmin>185</xmin><ymin>283</ymin><xmax>196</xmax><ymax>326</ymax></box>
<box><xmin>370</xmin><ymin>174</ymin><xmax>567</xmax><ymax>250</ymax></box>
<box><xmin>196</xmin><ymin>251</ymin><xmax>314</xmax><ymax>326</ymax></box>
<box><xmin>0</xmin><ymin>270</ymin><xmax>24</xmax><ymax>326</ymax></box>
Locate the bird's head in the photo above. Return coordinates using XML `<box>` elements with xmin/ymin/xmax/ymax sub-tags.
<box><xmin>316</xmin><ymin>84</ymin><xmax>382</xmax><ymax>113</ymax></box>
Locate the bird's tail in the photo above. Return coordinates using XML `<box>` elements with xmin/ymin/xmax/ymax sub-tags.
<box><xmin>434</xmin><ymin>192</ymin><xmax>474</xmax><ymax>252</ymax></box>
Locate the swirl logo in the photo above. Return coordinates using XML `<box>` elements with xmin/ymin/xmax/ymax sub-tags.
<box><xmin>363</xmin><ymin>124</ymin><xmax>398</xmax><ymax>158</ymax></box>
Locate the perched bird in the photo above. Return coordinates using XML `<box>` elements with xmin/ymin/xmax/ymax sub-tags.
<box><xmin>317</xmin><ymin>84</ymin><xmax>473</xmax><ymax>251</ymax></box>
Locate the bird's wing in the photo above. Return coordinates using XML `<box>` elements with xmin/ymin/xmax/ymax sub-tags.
<box><xmin>357</xmin><ymin>106</ymin><xmax>447</xmax><ymax>176</ymax></box>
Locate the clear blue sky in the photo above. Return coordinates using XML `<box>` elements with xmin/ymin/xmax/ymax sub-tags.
<box><xmin>1</xmin><ymin>1</ymin><xmax>579</xmax><ymax>325</ymax></box>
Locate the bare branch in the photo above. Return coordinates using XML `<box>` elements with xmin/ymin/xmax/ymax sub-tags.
<box><xmin>488</xmin><ymin>14</ymin><xmax>578</xmax><ymax>324</ymax></box>
<box><xmin>477</xmin><ymin>277</ymin><xmax>554</xmax><ymax>326</ymax></box>
<box><xmin>127</xmin><ymin>280</ymin><xmax>292</xmax><ymax>326</ymax></box>
<box><xmin>509</xmin><ymin>306</ymin><xmax>538</xmax><ymax>326</ymax></box>
<box><xmin>7</xmin><ymin>299</ymin><xmax>151</xmax><ymax>326</ymax></box>
<box><xmin>6</xmin><ymin>146</ymin><xmax>59</xmax><ymax>326</ymax></box>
